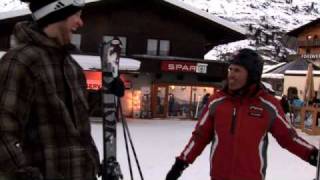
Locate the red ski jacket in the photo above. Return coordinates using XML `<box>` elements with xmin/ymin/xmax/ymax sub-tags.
<box><xmin>179</xmin><ymin>86</ymin><xmax>315</xmax><ymax>180</ymax></box>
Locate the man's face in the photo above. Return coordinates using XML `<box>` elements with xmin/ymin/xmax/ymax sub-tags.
<box><xmin>227</xmin><ymin>64</ymin><xmax>248</xmax><ymax>91</ymax></box>
<box><xmin>57</xmin><ymin>10</ymin><xmax>83</xmax><ymax>45</ymax></box>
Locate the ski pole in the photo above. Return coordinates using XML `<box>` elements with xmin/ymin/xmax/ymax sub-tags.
<box><xmin>316</xmin><ymin>141</ymin><xmax>320</xmax><ymax>180</ymax></box>
<box><xmin>117</xmin><ymin>97</ymin><xmax>134</xmax><ymax>180</ymax></box>
<box><xmin>118</xmin><ymin>101</ymin><xmax>145</xmax><ymax>180</ymax></box>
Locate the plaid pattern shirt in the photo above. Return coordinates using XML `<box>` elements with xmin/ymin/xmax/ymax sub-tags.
<box><xmin>0</xmin><ymin>22</ymin><xmax>100</xmax><ymax>180</ymax></box>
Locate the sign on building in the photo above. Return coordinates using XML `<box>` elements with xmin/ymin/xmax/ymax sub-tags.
<box><xmin>161</xmin><ymin>61</ymin><xmax>208</xmax><ymax>74</ymax></box>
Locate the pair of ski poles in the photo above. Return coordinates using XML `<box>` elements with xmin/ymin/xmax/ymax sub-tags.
<box><xmin>116</xmin><ymin>100</ymin><xmax>144</xmax><ymax>180</ymax></box>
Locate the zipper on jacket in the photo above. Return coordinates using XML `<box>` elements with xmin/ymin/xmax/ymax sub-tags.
<box><xmin>230</xmin><ymin>107</ymin><xmax>237</xmax><ymax>134</ymax></box>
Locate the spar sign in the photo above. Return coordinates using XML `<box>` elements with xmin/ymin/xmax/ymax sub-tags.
<box><xmin>161</xmin><ymin>61</ymin><xmax>208</xmax><ymax>74</ymax></box>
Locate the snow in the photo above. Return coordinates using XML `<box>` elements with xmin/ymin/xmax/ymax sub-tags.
<box><xmin>204</xmin><ymin>39</ymin><xmax>254</xmax><ymax>60</ymax></box>
<box><xmin>181</xmin><ymin>0</ymin><xmax>320</xmax><ymax>32</ymax></box>
<box><xmin>71</xmin><ymin>54</ymin><xmax>141</xmax><ymax>71</ymax></box>
<box><xmin>90</xmin><ymin>118</ymin><xmax>318</xmax><ymax>180</ymax></box>
<box><xmin>285</xmin><ymin>70</ymin><xmax>320</xmax><ymax>75</ymax></box>
<box><xmin>262</xmin><ymin>73</ymin><xmax>284</xmax><ymax>79</ymax></box>
<box><xmin>0</xmin><ymin>8</ymin><xmax>30</xmax><ymax>20</ymax></box>
<box><xmin>263</xmin><ymin>62</ymin><xmax>286</xmax><ymax>73</ymax></box>
<box><xmin>0</xmin><ymin>0</ymin><xmax>100</xmax><ymax>13</ymax></box>
<box><xmin>0</xmin><ymin>51</ymin><xmax>141</xmax><ymax>71</ymax></box>
<box><xmin>164</xmin><ymin>0</ymin><xmax>247</xmax><ymax>35</ymax></box>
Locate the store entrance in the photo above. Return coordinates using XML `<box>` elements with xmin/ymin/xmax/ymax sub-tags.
<box><xmin>152</xmin><ymin>83</ymin><xmax>214</xmax><ymax>119</ymax></box>
<box><xmin>152</xmin><ymin>85</ymin><xmax>168</xmax><ymax>118</ymax></box>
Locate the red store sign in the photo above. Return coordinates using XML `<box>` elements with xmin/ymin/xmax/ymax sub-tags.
<box><xmin>161</xmin><ymin>61</ymin><xmax>208</xmax><ymax>74</ymax></box>
<box><xmin>84</xmin><ymin>71</ymin><xmax>130</xmax><ymax>90</ymax></box>
<box><xmin>84</xmin><ymin>71</ymin><xmax>102</xmax><ymax>90</ymax></box>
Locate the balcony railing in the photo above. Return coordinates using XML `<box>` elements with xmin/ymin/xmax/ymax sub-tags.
<box><xmin>287</xmin><ymin>54</ymin><xmax>320</xmax><ymax>60</ymax></box>
<box><xmin>301</xmin><ymin>54</ymin><xmax>320</xmax><ymax>59</ymax></box>
<box><xmin>298</xmin><ymin>39</ymin><xmax>320</xmax><ymax>47</ymax></box>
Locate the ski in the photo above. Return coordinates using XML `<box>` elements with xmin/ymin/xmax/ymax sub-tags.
<box><xmin>100</xmin><ymin>38</ymin><xmax>123</xmax><ymax>180</ymax></box>
<box><xmin>316</xmin><ymin>143</ymin><xmax>320</xmax><ymax>180</ymax></box>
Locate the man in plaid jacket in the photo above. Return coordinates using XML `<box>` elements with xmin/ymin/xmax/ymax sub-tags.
<box><xmin>0</xmin><ymin>0</ymin><xmax>125</xmax><ymax>179</ymax></box>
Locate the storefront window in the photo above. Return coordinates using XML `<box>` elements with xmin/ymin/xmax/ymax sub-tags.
<box><xmin>166</xmin><ymin>85</ymin><xmax>214</xmax><ymax>119</ymax></box>
<box><xmin>167</xmin><ymin>85</ymin><xmax>191</xmax><ymax>118</ymax></box>
<box><xmin>155</xmin><ymin>87</ymin><xmax>166</xmax><ymax>115</ymax></box>
<box><xmin>191</xmin><ymin>87</ymin><xmax>214</xmax><ymax>119</ymax></box>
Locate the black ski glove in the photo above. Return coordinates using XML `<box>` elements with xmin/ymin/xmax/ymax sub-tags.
<box><xmin>166</xmin><ymin>158</ymin><xmax>188</xmax><ymax>180</ymax></box>
<box><xmin>309</xmin><ymin>148</ymin><xmax>319</xmax><ymax>167</ymax></box>
<box><xmin>110</xmin><ymin>77</ymin><xmax>125</xmax><ymax>97</ymax></box>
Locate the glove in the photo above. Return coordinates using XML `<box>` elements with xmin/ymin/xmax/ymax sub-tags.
<box><xmin>309</xmin><ymin>148</ymin><xmax>319</xmax><ymax>167</ymax></box>
<box><xmin>166</xmin><ymin>158</ymin><xmax>188</xmax><ymax>180</ymax></box>
<box><xmin>110</xmin><ymin>77</ymin><xmax>125</xmax><ymax>97</ymax></box>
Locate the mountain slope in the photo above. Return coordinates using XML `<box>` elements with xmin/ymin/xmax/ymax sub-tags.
<box><xmin>181</xmin><ymin>0</ymin><xmax>320</xmax><ymax>63</ymax></box>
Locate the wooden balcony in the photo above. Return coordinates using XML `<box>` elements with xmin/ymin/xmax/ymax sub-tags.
<box><xmin>298</xmin><ymin>39</ymin><xmax>320</xmax><ymax>47</ymax></box>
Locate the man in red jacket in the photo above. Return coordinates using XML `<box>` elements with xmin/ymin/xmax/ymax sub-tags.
<box><xmin>166</xmin><ymin>48</ymin><xmax>318</xmax><ymax>180</ymax></box>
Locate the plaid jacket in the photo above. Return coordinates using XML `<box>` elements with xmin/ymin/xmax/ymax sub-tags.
<box><xmin>0</xmin><ymin>22</ymin><xmax>100</xmax><ymax>180</ymax></box>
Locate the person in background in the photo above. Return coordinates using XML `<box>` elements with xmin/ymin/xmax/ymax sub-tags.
<box><xmin>0</xmin><ymin>0</ymin><xmax>124</xmax><ymax>179</ymax></box>
<box><xmin>166</xmin><ymin>48</ymin><xmax>318</xmax><ymax>180</ymax></box>
<box><xmin>197</xmin><ymin>93</ymin><xmax>210</xmax><ymax>118</ymax></box>
<box><xmin>168</xmin><ymin>93</ymin><xmax>175</xmax><ymax>116</ymax></box>
<box><xmin>292</xmin><ymin>95</ymin><xmax>304</xmax><ymax>108</ymax></box>
<box><xmin>280</xmin><ymin>95</ymin><xmax>290</xmax><ymax>114</ymax></box>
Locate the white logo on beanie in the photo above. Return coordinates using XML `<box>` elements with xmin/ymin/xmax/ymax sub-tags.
<box><xmin>73</xmin><ymin>0</ymin><xmax>85</xmax><ymax>6</ymax></box>
<box><xmin>33</xmin><ymin>0</ymin><xmax>85</xmax><ymax>21</ymax></box>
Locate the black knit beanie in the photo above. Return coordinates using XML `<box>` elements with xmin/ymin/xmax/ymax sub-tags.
<box><xmin>21</xmin><ymin>0</ymin><xmax>85</xmax><ymax>28</ymax></box>
<box><xmin>229</xmin><ymin>48</ymin><xmax>264</xmax><ymax>86</ymax></box>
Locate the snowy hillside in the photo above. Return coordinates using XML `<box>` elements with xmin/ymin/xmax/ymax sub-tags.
<box><xmin>181</xmin><ymin>0</ymin><xmax>320</xmax><ymax>62</ymax></box>
<box><xmin>1</xmin><ymin>0</ymin><xmax>320</xmax><ymax>63</ymax></box>
<box><xmin>0</xmin><ymin>0</ymin><xmax>26</xmax><ymax>12</ymax></box>
<box><xmin>182</xmin><ymin>0</ymin><xmax>319</xmax><ymax>32</ymax></box>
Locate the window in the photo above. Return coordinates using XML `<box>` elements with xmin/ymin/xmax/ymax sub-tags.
<box><xmin>147</xmin><ymin>39</ymin><xmax>158</xmax><ymax>55</ymax></box>
<box><xmin>10</xmin><ymin>34</ymin><xmax>17</xmax><ymax>48</ymax></box>
<box><xmin>147</xmin><ymin>39</ymin><xmax>170</xmax><ymax>56</ymax></box>
<box><xmin>103</xmin><ymin>35</ymin><xmax>127</xmax><ymax>56</ymax></box>
<box><xmin>71</xmin><ymin>34</ymin><xmax>81</xmax><ymax>50</ymax></box>
<box><xmin>159</xmin><ymin>40</ymin><xmax>170</xmax><ymax>56</ymax></box>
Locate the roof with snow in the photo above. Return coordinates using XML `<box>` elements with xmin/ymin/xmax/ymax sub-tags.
<box><xmin>285</xmin><ymin>70</ymin><xmax>320</xmax><ymax>76</ymax></box>
<box><xmin>263</xmin><ymin>59</ymin><xmax>320</xmax><ymax>74</ymax></box>
<box><xmin>263</xmin><ymin>62</ymin><xmax>286</xmax><ymax>73</ymax></box>
<box><xmin>287</xmin><ymin>18</ymin><xmax>320</xmax><ymax>37</ymax></box>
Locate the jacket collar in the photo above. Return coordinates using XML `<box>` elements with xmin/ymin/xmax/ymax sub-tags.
<box><xmin>223</xmin><ymin>83</ymin><xmax>263</xmax><ymax>99</ymax></box>
<box><xmin>13</xmin><ymin>21</ymin><xmax>62</xmax><ymax>49</ymax></box>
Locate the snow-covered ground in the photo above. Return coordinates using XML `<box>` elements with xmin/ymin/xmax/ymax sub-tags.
<box><xmin>91</xmin><ymin>118</ymin><xmax>319</xmax><ymax>180</ymax></box>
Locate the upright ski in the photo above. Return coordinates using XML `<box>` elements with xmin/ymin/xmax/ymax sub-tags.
<box><xmin>100</xmin><ymin>38</ymin><xmax>123</xmax><ymax>180</ymax></box>
<box><xmin>316</xmin><ymin>143</ymin><xmax>320</xmax><ymax>180</ymax></box>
